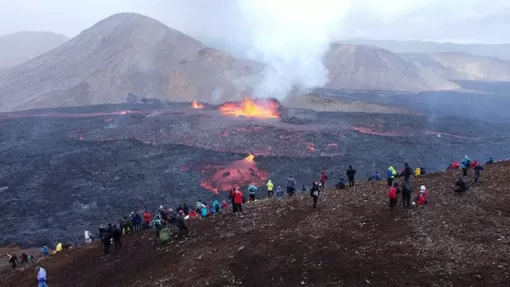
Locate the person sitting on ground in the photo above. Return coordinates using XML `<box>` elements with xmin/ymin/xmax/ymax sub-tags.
<box><xmin>310</xmin><ymin>181</ymin><xmax>321</xmax><ymax>209</ymax></box>
<box><xmin>486</xmin><ymin>157</ymin><xmax>495</xmax><ymax>165</ymax></box>
<box><xmin>416</xmin><ymin>191</ymin><xmax>427</xmax><ymax>206</ymax></box>
<box><xmin>248</xmin><ymin>184</ymin><xmax>257</xmax><ymax>202</ymax></box>
<box><xmin>169</xmin><ymin>216</ymin><xmax>189</xmax><ymax>237</ymax></box>
<box><xmin>286</xmin><ymin>176</ymin><xmax>296</xmax><ymax>196</ymax></box>
<box><xmin>454</xmin><ymin>177</ymin><xmax>469</xmax><ymax>194</ymax></box>
<box><xmin>266</xmin><ymin>179</ymin><xmax>274</xmax><ymax>197</ymax></box>
<box><xmin>221</xmin><ymin>200</ymin><xmax>228</xmax><ymax>210</ymax></box>
<box><xmin>388</xmin><ymin>182</ymin><xmax>400</xmax><ymax>211</ymax></box>
<box><xmin>275</xmin><ymin>185</ymin><xmax>284</xmax><ymax>197</ymax></box>
<box><xmin>335</xmin><ymin>178</ymin><xmax>346</xmax><ymax>189</ymax></box>
<box><xmin>387</xmin><ymin>166</ymin><xmax>397</xmax><ymax>187</ymax></box>
<box><xmin>346</xmin><ymin>165</ymin><xmax>356</xmax><ymax>187</ymax></box>
<box><xmin>40</xmin><ymin>246</ymin><xmax>49</xmax><ymax>257</ymax></box>
<box><xmin>372</xmin><ymin>171</ymin><xmax>382</xmax><ymax>181</ymax></box>
<box><xmin>84</xmin><ymin>230</ymin><xmax>93</xmax><ymax>244</ymax></box>
<box><xmin>414</xmin><ymin>167</ymin><xmax>421</xmax><ymax>177</ymax></box>
<box><xmin>473</xmin><ymin>163</ymin><xmax>484</xmax><ymax>184</ymax></box>
<box><xmin>54</xmin><ymin>242</ymin><xmax>63</xmax><ymax>254</ymax></box>
<box><xmin>36</xmin><ymin>266</ymin><xmax>48</xmax><ymax>287</ymax></box>
<box><xmin>417</xmin><ymin>185</ymin><xmax>429</xmax><ymax>204</ymax></box>
<box><xmin>62</xmin><ymin>243</ymin><xmax>72</xmax><ymax>250</ymax></box>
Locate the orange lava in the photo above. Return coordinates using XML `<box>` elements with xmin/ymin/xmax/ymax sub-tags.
<box><xmin>192</xmin><ymin>100</ymin><xmax>205</xmax><ymax>109</ymax></box>
<box><xmin>199</xmin><ymin>154</ymin><xmax>268</xmax><ymax>194</ymax></box>
<box><xmin>219</xmin><ymin>97</ymin><xmax>279</xmax><ymax>119</ymax></box>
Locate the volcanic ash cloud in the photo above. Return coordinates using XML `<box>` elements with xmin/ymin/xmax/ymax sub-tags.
<box><xmin>237</xmin><ymin>0</ymin><xmax>351</xmax><ymax>99</ymax></box>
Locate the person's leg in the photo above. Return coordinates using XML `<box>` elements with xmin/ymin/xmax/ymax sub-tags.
<box><xmin>313</xmin><ymin>196</ymin><xmax>318</xmax><ymax>208</ymax></box>
<box><xmin>463</xmin><ymin>168</ymin><xmax>468</xmax><ymax>177</ymax></box>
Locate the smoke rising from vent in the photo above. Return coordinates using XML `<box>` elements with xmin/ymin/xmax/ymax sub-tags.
<box><xmin>236</xmin><ymin>0</ymin><xmax>351</xmax><ymax>99</ymax></box>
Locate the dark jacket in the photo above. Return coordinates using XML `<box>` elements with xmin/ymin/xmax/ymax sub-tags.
<box><xmin>310</xmin><ymin>182</ymin><xmax>320</xmax><ymax>197</ymax></box>
<box><xmin>346</xmin><ymin>167</ymin><xmax>356</xmax><ymax>179</ymax></box>
<box><xmin>474</xmin><ymin>165</ymin><xmax>484</xmax><ymax>176</ymax></box>
<box><xmin>336</xmin><ymin>178</ymin><xmax>346</xmax><ymax>189</ymax></box>
<box><xmin>455</xmin><ymin>178</ymin><xmax>468</xmax><ymax>191</ymax></box>
<box><xmin>112</xmin><ymin>226</ymin><xmax>122</xmax><ymax>239</ymax></box>
<box><xmin>402</xmin><ymin>163</ymin><xmax>412</xmax><ymax>180</ymax></box>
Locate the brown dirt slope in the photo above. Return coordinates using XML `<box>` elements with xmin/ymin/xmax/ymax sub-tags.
<box><xmin>2</xmin><ymin>162</ymin><xmax>510</xmax><ymax>287</ymax></box>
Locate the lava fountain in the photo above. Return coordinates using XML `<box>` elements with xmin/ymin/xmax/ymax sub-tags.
<box><xmin>218</xmin><ymin>97</ymin><xmax>280</xmax><ymax>119</ymax></box>
<box><xmin>199</xmin><ymin>154</ymin><xmax>268</xmax><ymax>194</ymax></box>
<box><xmin>192</xmin><ymin>100</ymin><xmax>205</xmax><ymax>109</ymax></box>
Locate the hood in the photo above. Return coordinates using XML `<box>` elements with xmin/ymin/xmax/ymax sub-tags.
<box><xmin>267</xmin><ymin>180</ymin><xmax>272</xmax><ymax>183</ymax></box>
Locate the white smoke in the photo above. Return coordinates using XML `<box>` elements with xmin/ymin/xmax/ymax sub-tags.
<box><xmin>236</xmin><ymin>0</ymin><xmax>351</xmax><ymax>99</ymax></box>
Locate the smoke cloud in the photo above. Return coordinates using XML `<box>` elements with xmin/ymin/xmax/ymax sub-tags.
<box><xmin>236</xmin><ymin>0</ymin><xmax>351</xmax><ymax>99</ymax></box>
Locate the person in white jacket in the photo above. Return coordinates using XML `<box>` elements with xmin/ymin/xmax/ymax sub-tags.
<box><xmin>84</xmin><ymin>230</ymin><xmax>92</xmax><ymax>244</ymax></box>
<box><xmin>36</xmin><ymin>266</ymin><xmax>48</xmax><ymax>287</ymax></box>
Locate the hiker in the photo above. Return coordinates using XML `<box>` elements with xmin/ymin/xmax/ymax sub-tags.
<box><xmin>417</xmin><ymin>185</ymin><xmax>428</xmax><ymax>204</ymax></box>
<box><xmin>448</xmin><ymin>160</ymin><xmax>461</xmax><ymax>170</ymax></box>
<box><xmin>310</xmin><ymin>181</ymin><xmax>321</xmax><ymax>209</ymax></box>
<box><xmin>20</xmin><ymin>253</ymin><xmax>28</xmax><ymax>265</ymax></box>
<box><xmin>84</xmin><ymin>230</ymin><xmax>92</xmax><ymax>244</ymax></box>
<box><xmin>454</xmin><ymin>177</ymin><xmax>469</xmax><ymax>194</ymax></box>
<box><xmin>36</xmin><ymin>266</ymin><xmax>48</xmax><ymax>287</ymax></box>
<box><xmin>416</xmin><ymin>191</ymin><xmax>427</xmax><ymax>206</ymax></box>
<box><xmin>143</xmin><ymin>210</ymin><xmax>151</xmax><ymax>228</ymax></box>
<box><xmin>152</xmin><ymin>216</ymin><xmax>163</xmax><ymax>239</ymax></box>
<box><xmin>320</xmin><ymin>170</ymin><xmax>328</xmax><ymax>191</ymax></box>
<box><xmin>62</xmin><ymin>243</ymin><xmax>72</xmax><ymax>250</ymax></box>
<box><xmin>221</xmin><ymin>200</ymin><xmax>228</xmax><ymax>210</ymax></box>
<box><xmin>40</xmin><ymin>246</ymin><xmax>49</xmax><ymax>257</ymax></box>
<box><xmin>169</xmin><ymin>216</ymin><xmax>189</xmax><ymax>237</ymax></box>
<box><xmin>135</xmin><ymin>212</ymin><xmax>142</xmax><ymax>231</ymax></box>
<box><xmin>275</xmin><ymin>185</ymin><xmax>284</xmax><ymax>197</ymax></box>
<box><xmin>346</xmin><ymin>165</ymin><xmax>356</xmax><ymax>187</ymax></box>
<box><xmin>335</xmin><ymin>178</ymin><xmax>346</xmax><ymax>189</ymax></box>
<box><xmin>287</xmin><ymin>176</ymin><xmax>296</xmax><ymax>196</ymax></box>
<box><xmin>388</xmin><ymin>182</ymin><xmax>400</xmax><ymax>211</ymax></box>
<box><xmin>176</xmin><ymin>204</ymin><xmax>183</xmax><ymax>214</ymax></box>
<box><xmin>112</xmin><ymin>224</ymin><xmax>122</xmax><ymax>249</ymax></box>
<box><xmin>266</xmin><ymin>180</ymin><xmax>274</xmax><ymax>197</ymax></box>
<box><xmin>302</xmin><ymin>184</ymin><xmax>307</xmax><ymax>192</ymax></box>
<box><xmin>387</xmin><ymin>166</ymin><xmax>397</xmax><ymax>186</ymax></box>
<box><xmin>401</xmin><ymin>163</ymin><xmax>412</xmax><ymax>182</ymax></box>
<box><xmin>8</xmin><ymin>254</ymin><xmax>18</xmax><ymax>269</ymax></box>
<box><xmin>486</xmin><ymin>157</ymin><xmax>495</xmax><ymax>165</ymax></box>
<box><xmin>189</xmin><ymin>209</ymin><xmax>197</xmax><ymax>218</ymax></box>
<box><xmin>123</xmin><ymin>216</ymin><xmax>133</xmax><ymax>234</ymax></box>
<box><xmin>54</xmin><ymin>243</ymin><xmax>62</xmax><ymax>254</ymax></box>
<box><xmin>372</xmin><ymin>171</ymin><xmax>382</xmax><ymax>181</ymax></box>
<box><xmin>99</xmin><ymin>225</ymin><xmax>112</xmax><ymax>255</ymax></box>
<box><xmin>461</xmin><ymin>155</ymin><xmax>472</xmax><ymax>177</ymax></box>
<box><xmin>212</xmin><ymin>199</ymin><xmax>221</xmax><ymax>213</ymax></box>
<box><xmin>182</xmin><ymin>203</ymin><xmax>189</xmax><ymax>215</ymax></box>
<box><xmin>473</xmin><ymin>163</ymin><xmax>484</xmax><ymax>184</ymax></box>
<box><xmin>234</xmin><ymin>188</ymin><xmax>244</xmax><ymax>213</ymax></box>
<box><xmin>420</xmin><ymin>166</ymin><xmax>426</xmax><ymax>175</ymax></box>
<box><xmin>229</xmin><ymin>188</ymin><xmax>236</xmax><ymax>210</ymax></box>
<box><xmin>248</xmin><ymin>184</ymin><xmax>257</xmax><ymax>202</ymax></box>
<box><xmin>200</xmin><ymin>204</ymin><xmax>208</xmax><ymax>217</ymax></box>
<box><xmin>414</xmin><ymin>167</ymin><xmax>421</xmax><ymax>177</ymax></box>
<box><xmin>402</xmin><ymin>180</ymin><xmax>413</xmax><ymax>208</ymax></box>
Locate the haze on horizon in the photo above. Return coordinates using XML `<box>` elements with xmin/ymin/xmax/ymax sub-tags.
<box><xmin>1</xmin><ymin>0</ymin><xmax>509</xmax><ymax>45</ymax></box>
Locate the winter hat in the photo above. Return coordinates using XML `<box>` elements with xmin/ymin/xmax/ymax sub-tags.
<box><xmin>420</xmin><ymin>185</ymin><xmax>426</xmax><ymax>191</ymax></box>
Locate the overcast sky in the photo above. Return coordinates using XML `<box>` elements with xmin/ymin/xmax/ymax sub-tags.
<box><xmin>1</xmin><ymin>0</ymin><xmax>509</xmax><ymax>44</ymax></box>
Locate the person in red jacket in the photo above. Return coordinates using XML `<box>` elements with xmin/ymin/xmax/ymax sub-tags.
<box><xmin>143</xmin><ymin>210</ymin><xmax>151</xmax><ymax>228</ymax></box>
<box><xmin>320</xmin><ymin>170</ymin><xmax>328</xmax><ymax>192</ymax></box>
<box><xmin>234</xmin><ymin>188</ymin><xmax>244</xmax><ymax>213</ymax></box>
<box><xmin>388</xmin><ymin>182</ymin><xmax>400</xmax><ymax>211</ymax></box>
<box><xmin>221</xmin><ymin>200</ymin><xmax>228</xmax><ymax>210</ymax></box>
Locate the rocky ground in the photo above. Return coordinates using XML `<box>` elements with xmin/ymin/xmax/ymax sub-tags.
<box><xmin>0</xmin><ymin>102</ymin><xmax>509</xmax><ymax>246</ymax></box>
<box><xmin>1</xmin><ymin>161</ymin><xmax>509</xmax><ymax>287</ymax></box>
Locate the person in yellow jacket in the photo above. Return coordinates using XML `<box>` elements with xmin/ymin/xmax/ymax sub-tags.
<box><xmin>52</xmin><ymin>243</ymin><xmax>63</xmax><ymax>254</ymax></box>
<box><xmin>266</xmin><ymin>180</ymin><xmax>274</xmax><ymax>197</ymax></box>
<box><xmin>414</xmin><ymin>167</ymin><xmax>421</xmax><ymax>177</ymax></box>
<box><xmin>387</xmin><ymin>166</ymin><xmax>397</xmax><ymax>187</ymax></box>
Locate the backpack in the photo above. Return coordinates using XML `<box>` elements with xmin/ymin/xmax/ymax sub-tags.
<box><xmin>465</xmin><ymin>159</ymin><xmax>471</xmax><ymax>167</ymax></box>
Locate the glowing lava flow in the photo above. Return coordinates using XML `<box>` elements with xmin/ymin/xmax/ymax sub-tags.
<box><xmin>199</xmin><ymin>154</ymin><xmax>268</xmax><ymax>194</ymax></box>
<box><xmin>218</xmin><ymin>98</ymin><xmax>280</xmax><ymax>119</ymax></box>
<box><xmin>192</xmin><ymin>100</ymin><xmax>205</xmax><ymax>109</ymax></box>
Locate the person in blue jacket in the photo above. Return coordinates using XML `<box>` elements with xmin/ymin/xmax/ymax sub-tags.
<box><xmin>200</xmin><ymin>205</ymin><xmax>208</xmax><ymax>217</ymax></box>
<box><xmin>372</xmin><ymin>171</ymin><xmax>382</xmax><ymax>181</ymax></box>
<box><xmin>461</xmin><ymin>155</ymin><xmax>472</xmax><ymax>177</ymax></box>
<box><xmin>248</xmin><ymin>184</ymin><xmax>257</xmax><ymax>202</ymax></box>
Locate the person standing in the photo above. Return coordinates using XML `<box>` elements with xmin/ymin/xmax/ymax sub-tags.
<box><xmin>310</xmin><ymin>181</ymin><xmax>320</xmax><ymax>209</ymax></box>
<box><xmin>286</xmin><ymin>176</ymin><xmax>296</xmax><ymax>196</ymax></box>
<box><xmin>36</xmin><ymin>267</ymin><xmax>48</xmax><ymax>287</ymax></box>
<box><xmin>319</xmin><ymin>171</ymin><xmax>328</xmax><ymax>192</ymax></box>
<box><xmin>346</xmin><ymin>165</ymin><xmax>356</xmax><ymax>187</ymax></box>
<box><xmin>473</xmin><ymin>163</ymin><xmax>484</xmax><ymax>184</ymax></box>
<box><xmin>387</xmin><ymin>166</ymin><xmax>397</xmax><ymax>187</ymax></box>
<box><xmin>402</xmin><ymin>163</ymin><xmax>412</xmax><ymax>182</ymax></box>
<box><xmin>8</xmin><ymin>254</ymin><xmax>18</xmax><ymax>269</ymax></box>
<box><xmin>388</xmin><ymin>182</ymin><xmax>400</xmax><ymax>211</ymax></box>
<box><xmin>461</xmin><ymin>155</ymin><xmax>472</xmax><ymax>177</ymax></box>
<box><xmin>248</xmin><ymin>184</ymin><xmax>257</xmax><ymax>202</ymax></box>
<box><xmin>402</xmin><ymin>180</ymin><xmax>413</xmax><ymax>208</ymax></box>
<box><xmin>266</xmin><ymin>180</ymin><xmax>274</xmax><ymax>197</ymax></box>
<box><xmin>234</xmin><ymin>188</ymin><xmax>244</xmax><ymax>213</ymax></box>
<box><xmin>112</xmin><ymin>225</ymin><xmax>122</xmax><ymax>250</ymax></box>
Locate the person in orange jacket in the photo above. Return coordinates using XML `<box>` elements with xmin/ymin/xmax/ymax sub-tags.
<box><xmin>234</xmin><ymin>188</ymin><xmax>244</xmax><ymax>213</ymax></box>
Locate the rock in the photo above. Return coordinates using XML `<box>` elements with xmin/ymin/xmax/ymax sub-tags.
<box><xmin>474</xmin><ymin>274</ymin><xmax>483</xmax><ymax>280</ymax></box>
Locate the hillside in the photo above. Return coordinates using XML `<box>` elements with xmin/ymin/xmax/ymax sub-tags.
<box><xmin>403</xmin><ymin>52</ymin><xmax>510</xmax><ymax>82</ymax></box>
<box><xmin>341</xmin><ymin>39</ymin><xmax>510</xmax><ymax>61</ymax></box>
<box><xmin>0</xmin><ymin>31</ymin><xmax>69</xmax><ymax>70</ymax></box>
<box><xmin>324</xmin><ymin>44</ymin><xmax>459</xmax><ymax>91</ymax></box>
<box><xmin>2</xmin><ymin>161</ymin><xmax>509</xmax><ymax>286</ymax></box>
<box><xmin>0</xmin><ymin>13</ymin><xmax>261</xmax><ymax>112</ymax></box>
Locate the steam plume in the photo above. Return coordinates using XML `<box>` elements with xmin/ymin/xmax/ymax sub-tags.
<box><xmin>236</xmin><ymin>0</ymin><xmax>351</xmax><ymax>99</ymax></box>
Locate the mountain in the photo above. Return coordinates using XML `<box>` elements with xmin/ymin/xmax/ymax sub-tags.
<box><xmin>0</xmin><ymin>13</ymin><xmax>261</xmax><ymax>112</ymax></box>
<box><xmin>0</xmin><ymin>31</ymin><xmax>69</xmax><ymax>70</ymax></box>
<box><xmin>324</xmin><ymin>44</ymin><xmax>459</xmax><ymax>91</ymax></box>
<box><xmin>341</xmin><ymin>39</ymin><xmax>510</xmax><ymax>61</ymax></box>
<box><xmin>403</xmin><ymin>52</ymin><xmax>510</xmax><ymax>82</ymax></box>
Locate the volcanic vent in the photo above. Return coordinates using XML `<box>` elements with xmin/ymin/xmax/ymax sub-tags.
<box><xmin>218</xmin><ymin>98</ymin><xmax>282</xmax><ymax>119</ymax></box>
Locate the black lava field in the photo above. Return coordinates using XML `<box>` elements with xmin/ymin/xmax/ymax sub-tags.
<box><xmin>1</xmin><ymin>101</ymin><xmax>509</xmax><ymax>246</ymax></box>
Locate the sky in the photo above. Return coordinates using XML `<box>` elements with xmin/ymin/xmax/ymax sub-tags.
<box><xmin>1</xmin><ymin>0</ymin><xmax>509</xmax><ymax>44</ymax></box>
